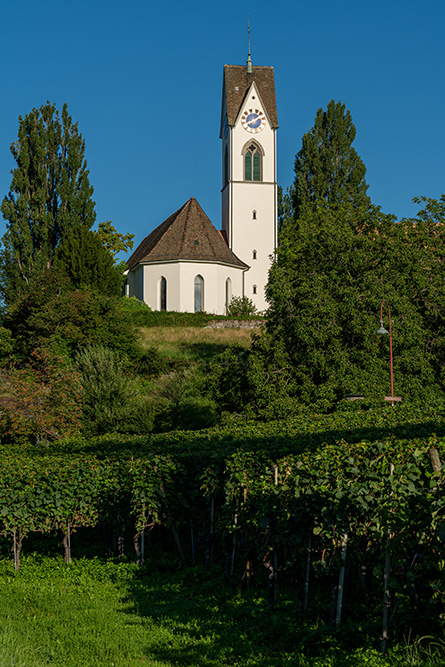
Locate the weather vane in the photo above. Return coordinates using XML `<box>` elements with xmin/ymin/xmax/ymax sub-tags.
<box><xmin>247</xmin><ymin>15</ymin><xmax>252</xmax><ymax>73</ymax></box>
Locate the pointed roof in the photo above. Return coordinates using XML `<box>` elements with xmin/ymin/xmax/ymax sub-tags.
<box><xmin>127</xmin><ymin>198</ymin><xmax>248</xmax><ymax>271</ymax></box>
<box><xmin>223</xmin><ymin>64</ymin><xmax>278</xmax><ymax>128</ymax></box>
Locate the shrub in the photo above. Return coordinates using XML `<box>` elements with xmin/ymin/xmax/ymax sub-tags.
<box><xmin>6</xmin><ymin>276</ymin><xmax>139</xmax><ymax>362</ymax></box>
<box><xmin>226</xmin><ymin>296</ymin><xmax>258</xmax><ymax>317</ymax></box>
<box><xmin>0</xmin><ymin>349</ymin><xmax>82</xmax><ymax>444</ymax></box>
<box><xmin>128</xmin><ymin>346</ymin><xmax>168</xmax><ymax>378</ymax></box>
<box><xmin>76</xmin><ymin>345</ymin><xmax>155</xmax><ymax>436</ymax></box>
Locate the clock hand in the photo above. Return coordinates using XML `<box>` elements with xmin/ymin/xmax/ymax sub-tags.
<box><xmin>247</xmin><ymin>117</ymin><xmax>260</xmax><ymax>126</ymax></box>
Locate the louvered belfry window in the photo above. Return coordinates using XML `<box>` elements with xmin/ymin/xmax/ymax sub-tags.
<box><xmin>244</xmin><ymin>144</ymin><xmax>261</xmax><ymax>181</ymax></box>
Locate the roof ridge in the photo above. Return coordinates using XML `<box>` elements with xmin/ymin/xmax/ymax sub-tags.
<box><xmin>178</xmin><ymin>199</ymin><xmax>193</xmax><ymax>256</ymax></box>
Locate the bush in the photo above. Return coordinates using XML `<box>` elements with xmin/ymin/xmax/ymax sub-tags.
<box><xmin>128</xmin><ymin>346</ymin><xmax>168</xmax><ymax>378</ymax></box>
<box><xmin>226</xmin><ymin>296</ymin><xmax>258</xmax><ymax>317</ymax></box>
<box><xmin>76</xmin><ymin>346</ymin><xmax>129</xmax><ymax>435</ymax></box>
<box><xmin>5</xmin><ymin>274</ymin><xmax>139</xmax><ymax>362</ymax></box>
<box><xmin>152</xmin><ymin>367</ymin><xmax>217</xmax><ymax>431</ymax></box>
<box><xmin>0</xmin><ymin>349</ymin><xmax>82</xmax><ymax>444</ymax></box>
<box><xmin>76</xmin><ymin>345</ymin><xmax>155</xmax><ymax>436</ymax></box>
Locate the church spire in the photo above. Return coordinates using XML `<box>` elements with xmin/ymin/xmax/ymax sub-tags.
<box><xmin>247</xmin><ymin>17</ymin><xmax>252</xmax><ymax>73</ymax></box>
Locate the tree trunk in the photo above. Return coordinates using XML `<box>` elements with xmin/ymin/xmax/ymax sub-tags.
<box><xmin>12</xmin><ymin>529</ymin><xmax>24</xmax><ymax>571</ymax></box>
<box><xmin>133</xmin><ymin>531</ymin><xmax>141</xmax><ymax>566</ymax></box>
<box><xmin>61</xmin><ymin>525</ymin><xmax>71</xmax><ymax>564</ymax></box>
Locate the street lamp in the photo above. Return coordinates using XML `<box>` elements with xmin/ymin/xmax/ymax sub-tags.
<box><xmin>377</xmin><ymin>301</ymin><xmax>401</xmax><ymax>406</ymax></box>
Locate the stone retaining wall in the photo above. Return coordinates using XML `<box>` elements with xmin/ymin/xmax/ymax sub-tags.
<box><xmin>205</xmin><ymin>319</ymin><xmax>264</xmax><ymax>329</ymax></box>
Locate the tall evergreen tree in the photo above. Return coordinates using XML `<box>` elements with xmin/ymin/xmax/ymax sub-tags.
<box><xmin>290</xmin><ymin>100</ymin><xmax>371</xmax><ymax>220</ymax></box>
<box><xmin>54</xmin><ymin>226</ymin><xmax>122</xmax><ymax>297</ymax></box>
<box><xmin>0</xmin><ymin>102</ymin><xmax>96</xmax><ymax>304</ymax></box>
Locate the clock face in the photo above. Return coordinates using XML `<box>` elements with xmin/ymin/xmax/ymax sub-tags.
<box><xmin>241</xmin><ymin>109</ymin><xmax>265</xmax><ymax>133</ymax></box>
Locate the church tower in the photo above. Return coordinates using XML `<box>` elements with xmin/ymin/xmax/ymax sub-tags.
<box><xmin>220</xmin><ymin>48</ymin><xmax>278</xmax><ymax>312</ymax></box>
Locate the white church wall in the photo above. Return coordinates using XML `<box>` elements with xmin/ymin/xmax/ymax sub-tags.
<box><xmin>230</xmin><ymin>180</ymin><xmax>275</xmax><ymax>311</ymax></box>
<box><xmin>133</xmin><ymin>261</ymin><xmax>245</xmax><ymax>314</ymax></box>
<box><xmin>226</xmin><ymin>83</ymin><xmax>277</xmax><ymax>312</ymax></box>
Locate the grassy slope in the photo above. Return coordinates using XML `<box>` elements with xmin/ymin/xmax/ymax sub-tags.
<box><xmin>138</xmin><ymin>325</ymin><xmax>253</xmax><ymax>363</ymax></box>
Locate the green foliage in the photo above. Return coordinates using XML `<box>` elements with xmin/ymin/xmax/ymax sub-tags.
<box><xmin>5</xmin><ymin>274</ymin><xmax>138</xmax><ymax>361</ymax></box>
<box><xmin>0</xmin><ymin>327</ymin><xmax>13</xmax><ymax>365</ymax></box>
<box><xmin>76</xmin><ymin>345</ymin><xmax>153</xmax><ymax>436</ymax></box>
<box><xmin>263</xmin><ymin>203</ymin><xmax>445</xmax><ymax>411</ymax></box>
<box><xmin>205</xmin><ymin>346</ymin><xmax>251</xmax><ymax>413</ymax></box>
<box><xmin>54</xmin><ymin>226</ymin><xmax>122</xmax><ymax>297</ymax></box>
<box><xmin>0</xmin><ymin>349</ymin><xmax>82</xmax><ymax>444</ymax></box>
<box><xmin>225</xmin><ymin>295</ymin><xmax>258</xmax><ymax>317</ymax></box>
<box><xmin>130</xmin><ymin>345</ymin><xmax>168</xmax><ymax>378</ymax></box>
<box><xmin>0</xmin><ymin>102</ymin><xmax>96</xmax><ymax>304</ymax></box>
<box><xmin>408</xmin><ymin>194</ymin><xmax>445</xmax><ymax>224</ymax></box>
<box><xmin>0</xmin><ymin>405</ymin><xmax>443</xmax><ymax>662</ymax></box>
<box><xmin>96</xmin><ymin>221</ymin><xmax>134</xmax><ymax>258</ymax></box>
<box><xmin>153</xmin><ymin>367</ymin><xmax>217</xmax><ymax>431</ymax></box>
<box><xmin>120</xmin><ymin>300</ymin><xmax>227</xmax><ymax>327</ymax></box>
<box><xmin>120</xmin><ymin>296</ymin><xmax>153</xmax><ymax>326</ymax></box>
<box><xmin>290</xmin><ymin>99</ymin><xmax>371</xmax><ymax>221</ymax></box>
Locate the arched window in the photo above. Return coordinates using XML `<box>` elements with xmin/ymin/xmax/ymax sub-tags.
<box><xmin>225</xmin><ymin>277</ymin><xmax>232</xmax><ymax>311</ymax></box>
<box><xmin>252</xmin><ymin>249</ymin><xmax>257</xmax><ymax>260</ymax></box>
<box><xmin>244</xmin><ymin>143</ymin><xmax>262</xmax><ymax>181</ymax></box>
<box><xmin>194</xmin><ymin>275</ymin><xmax>204</xmax><ymax>313</ymax></box>
<box><xmin>252</xmin><ymin>210</ymin><xmax>257</xmax><ymax>220</ymax></box>
<box><xmin>253</xmin><ymin>284</ymin><xmax>257</xmax><ymax>295</ymax></box>
<box><xmin>224</xmin><ymin>146</ymin><xmax>229</xmax><ymax>185</ymax></box>
<box><xmin>160</xmin><ymin>276</ymin><xmax>167</xmax><ymax>311</ymax></box>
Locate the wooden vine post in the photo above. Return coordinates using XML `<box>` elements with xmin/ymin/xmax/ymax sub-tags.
<box><xmin>380</xmin><ymin>462</ymin><xmax>394</xmax><ymax>655</ymax></box>
<box><xmin>335</xmin><ymin>531</ymin><xmax>348</xmax><ymax>626</ymax></box>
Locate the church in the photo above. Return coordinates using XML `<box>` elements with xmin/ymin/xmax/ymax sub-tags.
<box><xmin>125</xmin><ymin>53</ymin><xmax>278</xmax><ymax>314</ymax></box>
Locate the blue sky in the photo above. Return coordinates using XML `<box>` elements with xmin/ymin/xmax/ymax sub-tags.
<box><xmin>1</xmin><ymin>0</ymin><xmax>444</xmax><ymax>256</ymax></box>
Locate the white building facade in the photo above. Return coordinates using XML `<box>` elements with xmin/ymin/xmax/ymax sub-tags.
<box><xmin>221</xmin><ymin>64</ymin><xmax>278</xmax><ymax>312</ymax></box>
<box><xmin>125</xmin><ymin>60</ymin><xmax>278</xmax><ymax>314</ymax></box>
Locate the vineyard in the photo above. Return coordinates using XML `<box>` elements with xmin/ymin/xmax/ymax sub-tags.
<box><xmin>1</xmin><ymin>403</ymin><xmax>443</xmax><ymax>662</ymax></box>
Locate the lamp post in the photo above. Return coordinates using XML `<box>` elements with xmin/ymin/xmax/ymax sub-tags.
<box><xmin>377</xmin><ymin>301</ymin><xmax>401</xmax><ymax>406</ymax></box>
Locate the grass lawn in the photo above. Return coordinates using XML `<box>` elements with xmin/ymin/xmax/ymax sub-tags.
<box><xmin>138</xmin><ymin>326</ymin><xmax>253</xmax><ymax>363</ymax></box>
<box><xmin>1</xmin><ymin>552</ymin><xmax>442</xmax><ymax>667</ymax></box>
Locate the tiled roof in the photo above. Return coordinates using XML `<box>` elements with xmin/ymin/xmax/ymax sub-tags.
<box><xmin>223</xmin><ymin>64</ymin><xmax>278</xmax><ymax>128</ymax></box>
<box><xmin>127</xmin><ymin>198</ymin><xmax>248</xmax><ymax>271</ymax></box>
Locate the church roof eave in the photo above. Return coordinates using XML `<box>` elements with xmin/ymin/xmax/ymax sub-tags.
<box><xmin>131</xmin><ymin>257</ymin><xmax>249</xmax><ymax>271</ymax></box>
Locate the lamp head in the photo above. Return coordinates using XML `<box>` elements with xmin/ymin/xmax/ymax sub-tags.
<box><xmin>376</xmin><ymin>319</ymin><xmax>389</xmax><ymax>335</ymax></box>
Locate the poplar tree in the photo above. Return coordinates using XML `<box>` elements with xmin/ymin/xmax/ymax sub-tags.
<box><xmin>291</xmin><ymin>99</ymin><xmax>371</xmax><ymax>220</ymax></box>
<box><xmin>0</xmin><ymin>102</ymin><xmax>96</xmax><ymax>304</ymax></box>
